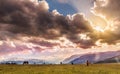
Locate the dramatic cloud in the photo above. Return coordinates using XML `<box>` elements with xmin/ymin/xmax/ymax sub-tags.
<box><xmin>58</xmin><ymin>0</ymin><xmax>120</xmax><ymax>45</ymax></box>
<box><xmin>92</xmin><ymin>0</ymin><xmax>120</xmax><ymax>44</ymax></box>
<box><xmin>94</xmin><ymin>0</ymin><xmax>120</xmax><ymax>20</ymax></box>
<box><xmin>0</xmin><ymin>0</ymin><xmax>95</xmax><ymax>51</ymax></box>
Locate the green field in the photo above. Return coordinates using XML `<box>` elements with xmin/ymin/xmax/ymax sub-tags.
<box><xmin>0</xmin><ymin>64</ymin><xmax>120</xmax><ymax>74</ymax></box>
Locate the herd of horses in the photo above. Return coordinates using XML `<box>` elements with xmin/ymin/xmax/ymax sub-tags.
<box><xmin>1</xmin><ymin>61</ymin><xmax>29</xmax><ymax>65</ymax></box>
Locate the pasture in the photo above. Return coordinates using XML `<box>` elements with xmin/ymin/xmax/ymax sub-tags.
<box><xmin>0</xmin><ymin>64</ymin><xmax>120</xmax><ymax>74</ymax></box>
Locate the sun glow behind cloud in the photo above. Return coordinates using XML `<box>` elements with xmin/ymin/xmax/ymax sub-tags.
<box><xmin>94</xmin><ymin>26</ymin><xmax>105</xmax><ymax>32</ymax></box>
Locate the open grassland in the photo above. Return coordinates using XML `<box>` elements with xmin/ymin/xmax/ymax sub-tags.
<box><xmin>0</xmin><ymin>64</ymin><xmax>120</xmax><ymax>74</ymax></box>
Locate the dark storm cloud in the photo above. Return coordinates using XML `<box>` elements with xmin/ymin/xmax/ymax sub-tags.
<box><xmin>0</xmin><ymin>0</ymin><xmax>95</xmax><ymax>48</ymax></box>
<box><xmin>29</xmin><ymin>39</ymin><xmax>60</xmax><ymax>47</ymax></box>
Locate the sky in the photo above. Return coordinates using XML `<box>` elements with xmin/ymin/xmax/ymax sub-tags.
<box><xmin>0</xmin><ymin>0</ymin><xmax>120</xmax><ymax>63</ymax></box>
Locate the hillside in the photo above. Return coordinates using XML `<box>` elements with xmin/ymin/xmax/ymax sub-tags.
<box><xmin>63</xmin><ymin>50</ymin><xmax>120</xmax><ymax>64</ymax></box>
<box><xmin>96</xmin><ymin>55</ymin><xmax>120</xmax><ymax>63</ymax></box>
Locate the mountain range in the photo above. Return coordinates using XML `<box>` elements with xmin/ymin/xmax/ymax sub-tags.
<box><xmin>95</xmin><ymin>55</ymin><xmax>120</xmax><ymax>63</ymax></box>
<box><xmin>63</xmin><ymin>50</ymin><xmax>120</xmax><ymax>64</ymax></box>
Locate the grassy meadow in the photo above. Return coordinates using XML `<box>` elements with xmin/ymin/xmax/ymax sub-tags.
<box><xmin>0</xmin><ymin>64</ymin><xmax>120</xmax><ymax>74</ymax></box>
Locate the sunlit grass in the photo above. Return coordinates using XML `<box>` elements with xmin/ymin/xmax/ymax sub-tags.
<box><xmin>0</xmin><ymin>64</ymin><xmax>120</xmax><ymax>74</ymax></box>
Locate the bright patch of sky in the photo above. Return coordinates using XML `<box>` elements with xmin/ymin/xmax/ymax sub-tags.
<box><xmin>46</xmin><ymin>0</ymin><xmax>77</xmax><ymax>15</ymax></box>
<box><xmin>46</xmin><ymin>0</ymin><xmax>94</xmax><ymax>16</ymax></box>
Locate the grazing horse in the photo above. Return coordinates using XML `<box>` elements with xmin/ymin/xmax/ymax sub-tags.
<box><xmin>23</xmin><ymin>61</ymin><xmax>29</xmax><ymax>65</ymax></box>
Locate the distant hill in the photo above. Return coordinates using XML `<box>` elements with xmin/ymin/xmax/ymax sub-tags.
<box><xmin>95</xmin><ymin>55</ymin><xmax>120</xmax><ymax>63</ymax></box>
<box><xmin>63</xmin><ymin>50</ymin><xmax>120</xmax><ymax>64</ymax></box>
<box><xmin>0</xmin><ymin>59</ymin><xmax>47</xmax><ymax>64</ymax></box>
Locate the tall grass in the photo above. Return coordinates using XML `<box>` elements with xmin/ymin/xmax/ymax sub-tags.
<box><xmin>0</xmin><ymin>64</ymin><xmax>119</xmax><ymax>74</ymax></box>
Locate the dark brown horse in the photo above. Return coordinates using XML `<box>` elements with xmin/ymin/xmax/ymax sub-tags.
<box><xmin>23</xmin><ymin>61</ymin><xmax>29</xmax><ymax>65</ymax></box>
